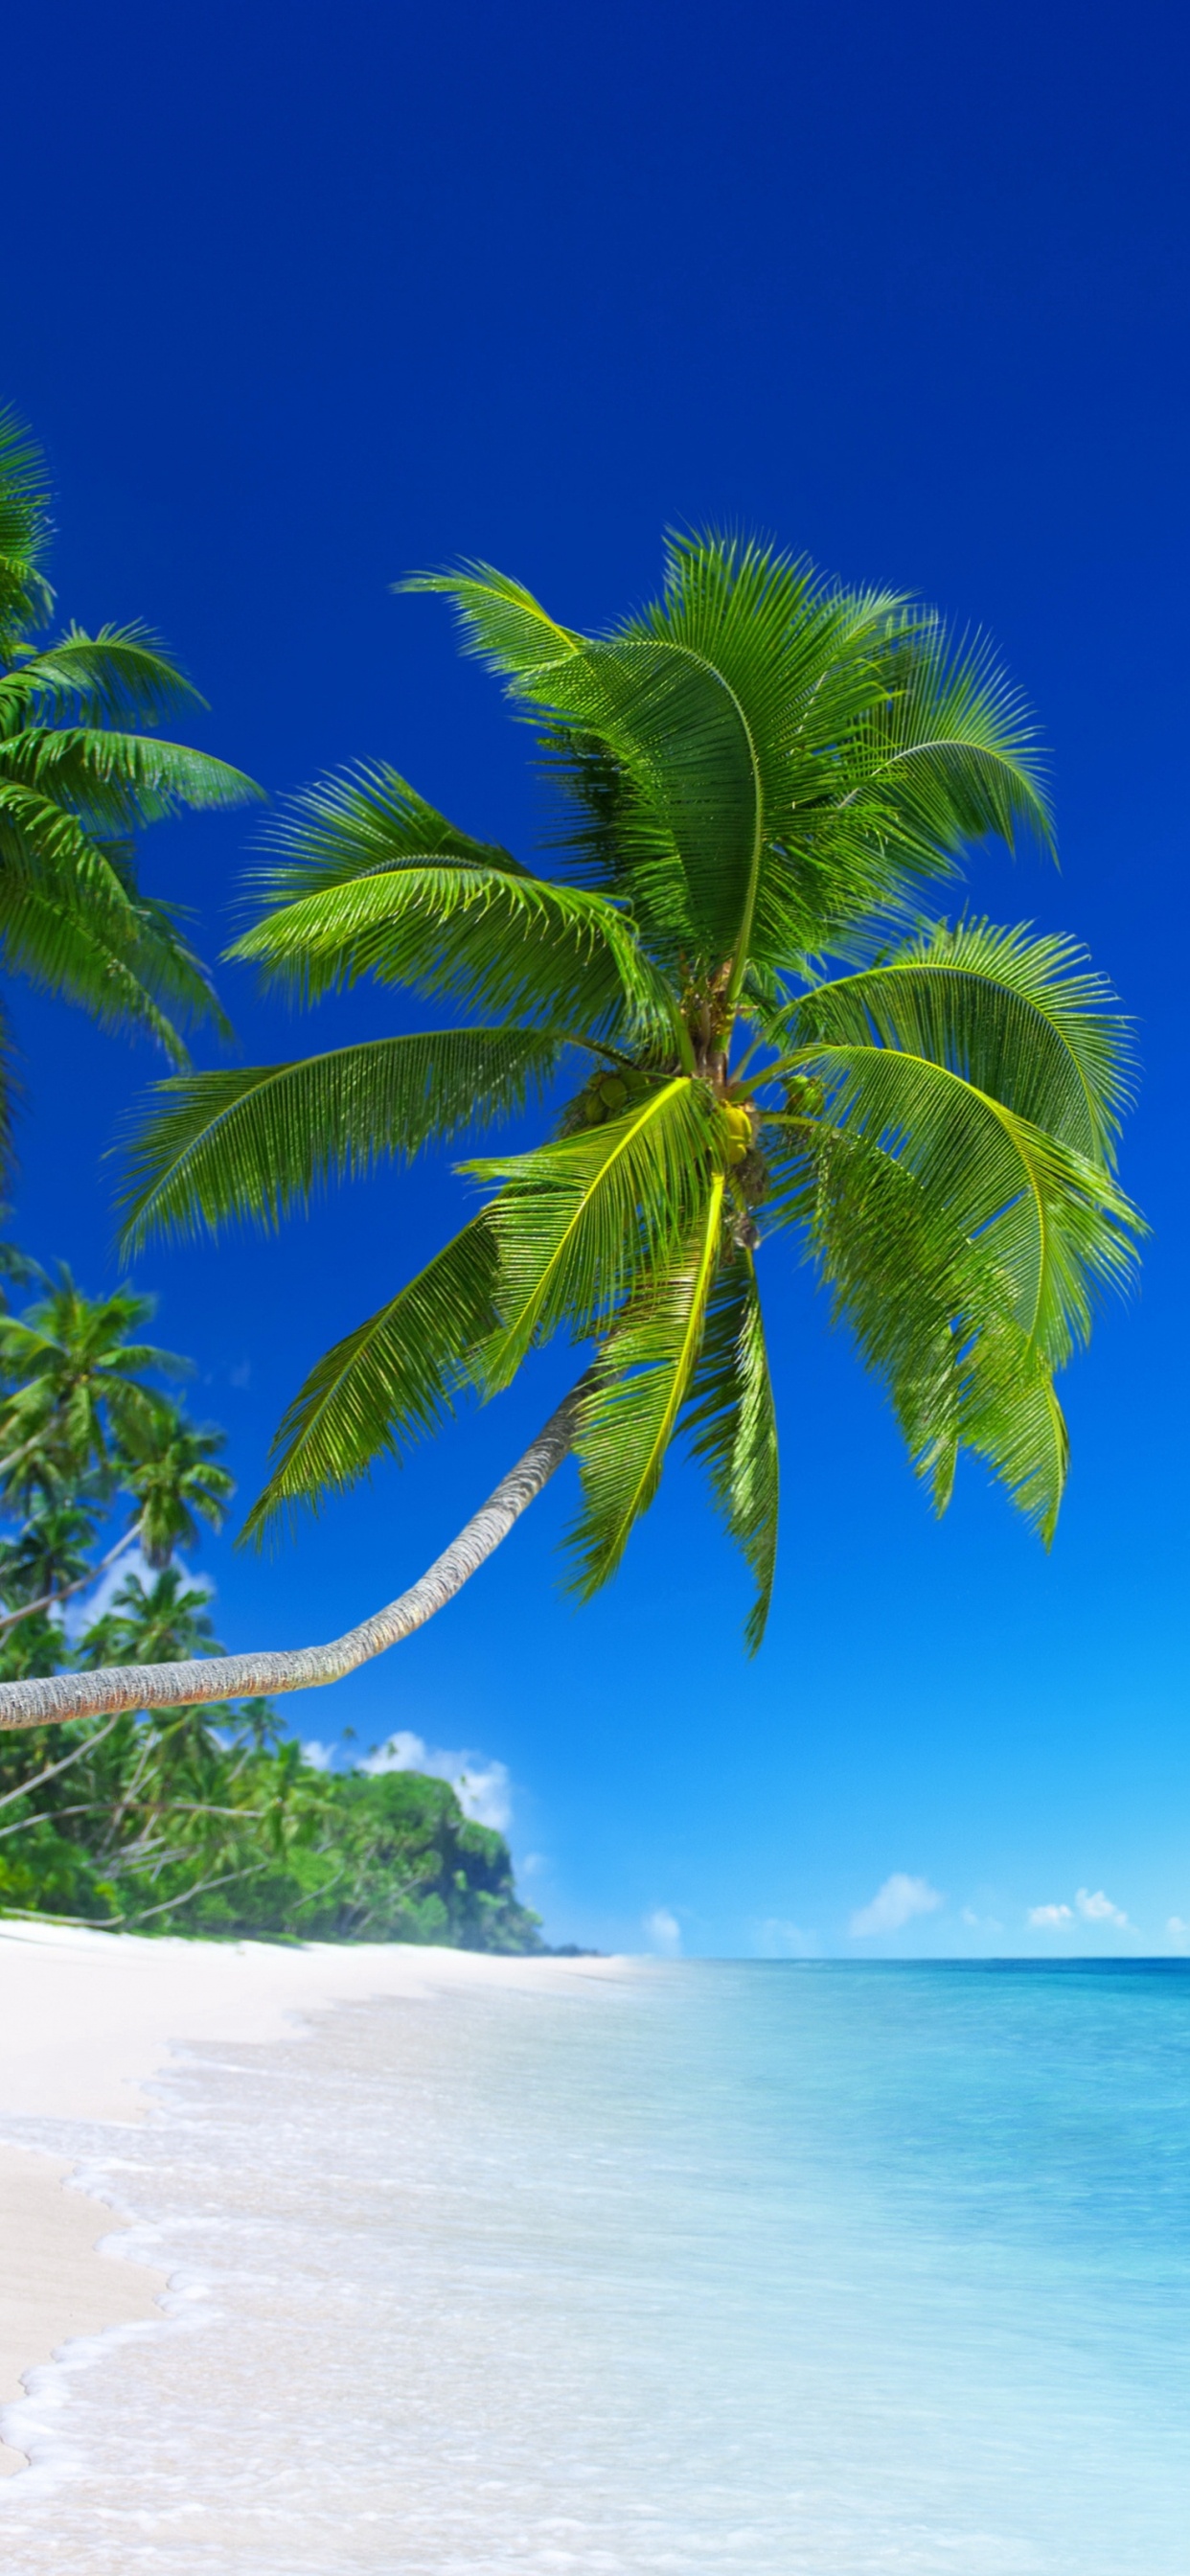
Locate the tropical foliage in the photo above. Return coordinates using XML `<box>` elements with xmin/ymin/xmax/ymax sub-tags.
<box><xmin>120</xmin><ymin>537</ymin><xmax>1140</xmax><ymax>1654</ymax></box>
<box><xmin>0</xmin><ymin>403</ymin><xmax>259</xmax><ymax>1117</ymax></box>
<box><xmin>0</xmin><ymin>1250</ymin><xmax>541</xmax><ymax>1946</ymax></box>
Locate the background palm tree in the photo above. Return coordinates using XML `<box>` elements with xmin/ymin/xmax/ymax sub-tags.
<box><xmin>0</xmin><ymin>1276</ymin><xmax>234</xmax><ymax>1633</ymax></box>
<box><xmin>0</xmin><ymin>1272</ymin><xmax>186</xmax><ymax>1506</ymax></box>
<box><xmin>0</xmin><ymin>536</ymin><xmax>1141</xmax><ymax>1729</ymax></box>
<box><xmin>0</xmin><ymin>1500</ymin><xmax>99</xmax><ymax>1610</ymax></box>
<box><xmin>118</xmin><ymin>1414</ymin><xmax>235</xmax><ymax>1570</ymax></box>
<box><xmin>79</xmin><ymin>1563</ymin><xmax>222</xmax><ymax>1668</ymax></box>
<box><xmin>0</xmin><ymin>403</ymin><xmax>260</xmax><ymax>1122</ymax></box>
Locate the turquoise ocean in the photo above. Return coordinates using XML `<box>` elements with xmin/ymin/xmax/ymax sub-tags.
<box><xmin>2</xmin><ymin>1959</ymin><xmax>1188</xmax><ymax>2572</ymax></box>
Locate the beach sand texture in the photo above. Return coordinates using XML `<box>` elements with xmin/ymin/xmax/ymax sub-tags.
<box><xmin>0</xmin><ymin>1921</ymin><xmax>611</xmax><ymax>2476</ymax></box>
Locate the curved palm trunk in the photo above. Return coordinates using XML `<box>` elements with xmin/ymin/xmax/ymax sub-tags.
<box><xmin>0</xmin><ymin>1385</ymin><xmax>583</xmax><ymax>1732</ymax></box>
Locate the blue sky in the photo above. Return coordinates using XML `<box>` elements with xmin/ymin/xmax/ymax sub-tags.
<box><xmin>5</xmin><ymin>0</ymin><xmax>1187</xmax><ymax>1955</ymax></box>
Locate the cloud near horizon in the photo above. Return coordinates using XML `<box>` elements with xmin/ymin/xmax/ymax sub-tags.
<box><xmin>849</xmin><ymin>1874</ymin><xmax>944</xmax><ymax>1938</ymax></box>
<box><xmin>1029</xmin><ymin>1888</ymin><xmax>1133</xmax><ymax>1932</ymax></box>
<box><xmin>643</xmin><ymin>1906</ymin><xmax>682</xmax><ymax>1957</ymax></box>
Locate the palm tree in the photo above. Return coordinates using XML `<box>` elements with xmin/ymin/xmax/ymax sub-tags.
<box><xmin>0</xmin><ymin>1274</ymin><xmax>233</xmax><ymax>1635</ymax></box>
<box><xmin>0</xmin><ymin>403</ymin><xmax>259</xmax><ymax>1113</ymax></box>
<box><xmin>118</xmin><ymin>1414</ymin><xmax>235</xmax><ymax>1569</ymax></box>
<box><xmin>79</xmin><ymin>1563</ymin><xmax>222</xmax><ymax>1668</ymax></box>
<box><xmin>0</xmin><ymin>1499</ymin><xmax>99</xmax><ymax>1608</ymax></box>
<box><xmin>0</xmin><ymin>536</ymin><xmax>1140</xmax><ymax>1731</ymax></box>
<box><xmin>0</xmin><ymin>1271</ymin><xmax>186</xmax><ymax>1506</ymax></box>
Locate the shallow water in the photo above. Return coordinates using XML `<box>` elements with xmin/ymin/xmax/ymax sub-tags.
<box><xmin>3</xmin><ymin>1960</ymin><xmax>1189</xmax><ymax>2572</ymax></box>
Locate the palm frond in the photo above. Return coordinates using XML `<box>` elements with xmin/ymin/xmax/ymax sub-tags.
<box><xmin>118</xmin><ymin>1027</ymin><xmax>564</xmax><ymax>1252</ymax></box>
<box><xmin>854</xmin><ymin>613</ymin><xmax>1053</xmax><ymax>863</ymax></box>
<box><xmin>468</xmin><ymin>1074</ymin><xmax>720</xmax><ymax>1387</ymax></box>
<box><xmin>0</xmin><ymin>626</ymin><xmax>216</xmax><ymax>731</ymax></box>
<box><xmin>770</xmin><ymin>1119</ymin><xmax>1073</xmax><ymax>1542</ymax></box>
<box><xmin>779</xmin><ymin>919</ymin><xmax>1133</xmax><ymax>1166</ymax></box>
<box><xmin>0</xmin><ymin>883</ymin><xmax>200</xmax><ymax>1070</ymax></box>
<box><xmin>415</xmin><ymin>542</ymin><xmax>1051</xmax><ymax>981</ymax></box>
<box><xmin>567</xmin><ymin>1175</ymin><xmax>725</xmax><ymax>1596</ymax></box>
<box><xmin>682</xmin><ymin>1253</ymin><xmax>779</xmax><ymax>1650</ymax></box>
<box><xmin>0</xmin><ymin>405</ymin><xmax>54</xmax><ymax>653</ymax></box>
<box><xmin>232</xmin><ymin>766</ymin><xmax>675</xmax><ymax>1042</ymax></box>
<box><xmin>780</xmin><ymin>1040</ymin><xmax>1139</xmax><ymax>1367</ymax></box>
<box><xmin>400</xmin><ymin>563</ymin><xmax>583</xmax><ymax>681</ymax></box>
<box><xmin>0</xmin><ymin>725</ymin><xmax>262</xmax><ymax>825</ymax></box>
<box><xmin>242</xmin><ymin>1216</ymin><xmax>499</xmax><ymax>1544</ymax></box>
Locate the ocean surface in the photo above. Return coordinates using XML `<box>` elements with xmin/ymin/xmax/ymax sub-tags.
<box><xmin>2</xmin><ymin>1959</ymin><xmax>1189</xmax><ymax>2573</ymax></box>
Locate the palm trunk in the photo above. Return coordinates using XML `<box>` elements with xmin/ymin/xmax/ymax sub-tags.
<box><xmin>0</xmin><ymin>1383</ymin><xmax>583</xmax><ymax>1733</ymax></box>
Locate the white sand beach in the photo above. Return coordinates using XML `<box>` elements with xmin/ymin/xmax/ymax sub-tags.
<box><xmin>0</xmin><ymin>1923</ymin><xmax>613</xmax><ymax>2477</ymax></box>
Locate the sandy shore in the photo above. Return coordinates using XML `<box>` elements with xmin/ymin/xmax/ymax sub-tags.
<box><xmin>0</xmin><ymin>1921</ymin><xmax>614</xmax><ymax>2476</ymax></box>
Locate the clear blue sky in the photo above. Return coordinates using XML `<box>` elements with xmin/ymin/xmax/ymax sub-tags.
<box><xmin>6</xmin><ymin>0</ymin><xmax>1187</xmax><ymax>1955</ymax></box>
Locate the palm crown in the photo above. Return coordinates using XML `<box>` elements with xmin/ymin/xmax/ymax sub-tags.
<box><xmin>0</xmin><ymin>405</ymin><xmax>260</xmax><ymax>1114</ymax></box>
<box><xmin>123</xmin><ymin>536</ymin><xmax>1140</xmax><ymax>1650</ymax></box>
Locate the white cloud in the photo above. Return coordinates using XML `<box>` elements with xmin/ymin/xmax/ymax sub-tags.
<box><xmin>1076</xmin><ymin>1886</ymin><xmax>1133</xmax><ymax>1928</ymax></box>
<box><xmin>361</xmin><ymin>1728</ymin><xmax>512</xmax><ymax>1830</ymax></box>
<box><xmin>302</xmin><ymin>1738</ymin><xmax>334</xmax><ymax>1772</ymax></box>
<box><xmin>962</xmin><ymin>1908</ymin><xmax>1004</xmax><ymax>1933</ymax></box>
<box><xmin>1028</xmin><ymin>1902</ymin><xmax>1074</xmax><ymax>1928</ymax></box>
<box><xmin>757</xmin><ymin>1919</ymin><xmax>821</xmax><ymax>1958</ymax></box>
<box><xmin>849</xmin><ymin>1873</ymin><xmax>944</xmax><ymax>1938</ymax></box>
<box><xmin>643</xmin><ymin>1906</ymin><xmax>682</xmax><ymax>1957</ymax></box>
<box><xmin>1167</xmin><ymin>1917</ymin><xmax>1189</xmax><ymax>1943</ymax></box>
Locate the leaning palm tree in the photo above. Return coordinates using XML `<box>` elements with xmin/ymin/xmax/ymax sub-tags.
<box><xmin>0</xmin><ymin>404</ymin><xmax>259</xmax><ymax>1116</ymax></box>
<box><xmin>0</xmin><ymin>536</ymin><xmax>1140</xmax><ymax>1731</ymax></box>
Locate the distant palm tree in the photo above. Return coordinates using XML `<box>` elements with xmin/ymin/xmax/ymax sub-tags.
<box><xmin>0</xmin><ymin>1500</ymin><xmax>98</xmax><ymax>1608</ymax></box>
<box><xmin>3</xmin><ymin>537</ymin><xmax>1141</xmax><ymax>1730</ymax></box>
<box><xmin>119</xmin><ymin>1414</ymin><xmax>235</xmax><ymax>1569</ymax></box>
<box><xmin>0</xmin><ymin>1271</ymin><xmax>185</xmax><ymax>1506</ymax></box>
<box><xmin>80</xmin><ymin>1563</ymin><xmax>222</xmax><ymax>1668</ymax></box>
<box><xmin>0</xmin><ymin>404</ymin><xmax>259</xmax><ymax>1123</ymax></box>
<box><xmin>0</xmin><ymin>1282</ymin><xmax>234</xmax><ymax>1634</ymax></box>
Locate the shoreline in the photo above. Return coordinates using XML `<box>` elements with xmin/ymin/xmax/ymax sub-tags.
<box><xmin>0</xmin><ymin>1921</ymin><xmax>619</xmax><ymax>2477</ymax></box>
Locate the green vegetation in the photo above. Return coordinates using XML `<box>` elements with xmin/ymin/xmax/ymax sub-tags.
<box><xmin>0</xmin><ymin>1251</ymin><xmax>541</xmax><ymax>1948</ymax></box>
<box><xmin>0</xmin><ymin>406</ymin><xmax>260</xmax><ymax>1109</ymax></box>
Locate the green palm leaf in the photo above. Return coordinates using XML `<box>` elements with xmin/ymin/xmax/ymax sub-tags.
<box><xmin>568</xmin><ymin>1174</ymin><xmax>726</xmax><ymax>1596</ymax></box>
<box><xmin>118</xmin><ymin>1027</ymin><xmax>565</xmax><ymax>1250</ymax></box>
<box><xmin>853</xmin><ymin>614</ymin><xmax>1052</xmax><ymax>866</ymax></box>
<box><xmin>783</xmin><ymin>1040</ymin><xmax>1139</xmax><ymax>1364</ymax></box>
<box><xmin>400</xmin><ymin>562</ymin><xmax>583</xmax><ymax>681</ymax></box>
<box><xmin>415</xmin><ymin>540</ymin><xmax>1052</xmax><ymax>981</ymax></box>
<box><xmin>779</xmin><ymin>918</ymin><xmax>1133</xmax><ymax>1166</ymax></box>
<box><xmin>233</xmin><ymin>763</ymin><xmax>675</xmax><ymax>1042</ymax></box>
<box><xmin>682</xmin><ymin>1253</ymin><xmax>780</xmax><ymax>1652</ymax></box>
<box><xmin>469</xmin><ymin>1075</ymin><xmax>721</xmax><ymax>1387</ymax></box>
<box><xmin>0</xmin><ymin>413</ymin><xmax>258</xmax><ymax>1091</ymax></box>
<box><xmin>774</xmin><ymin>1121</ymin><xmax>1072</xmax><ymax>1540</ymax></box>
<box><xmin>0</xmin><ymin>626</ymin><xmax>223</xmax><ymax>732</ymax></box>
<box><xmin>0</xmin><ymin>407</ymin><xmax>54</xmax><ymax>653</ymax></box>
<box><xmin>242</xmin><ymin>1215</ymin><xmax>500</xmax><ymax>1543</ymax></box>
<box><xmin>0</xmin><ymin>725</ymin><xmax>261</xmax><ymax>829</ymax></box>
